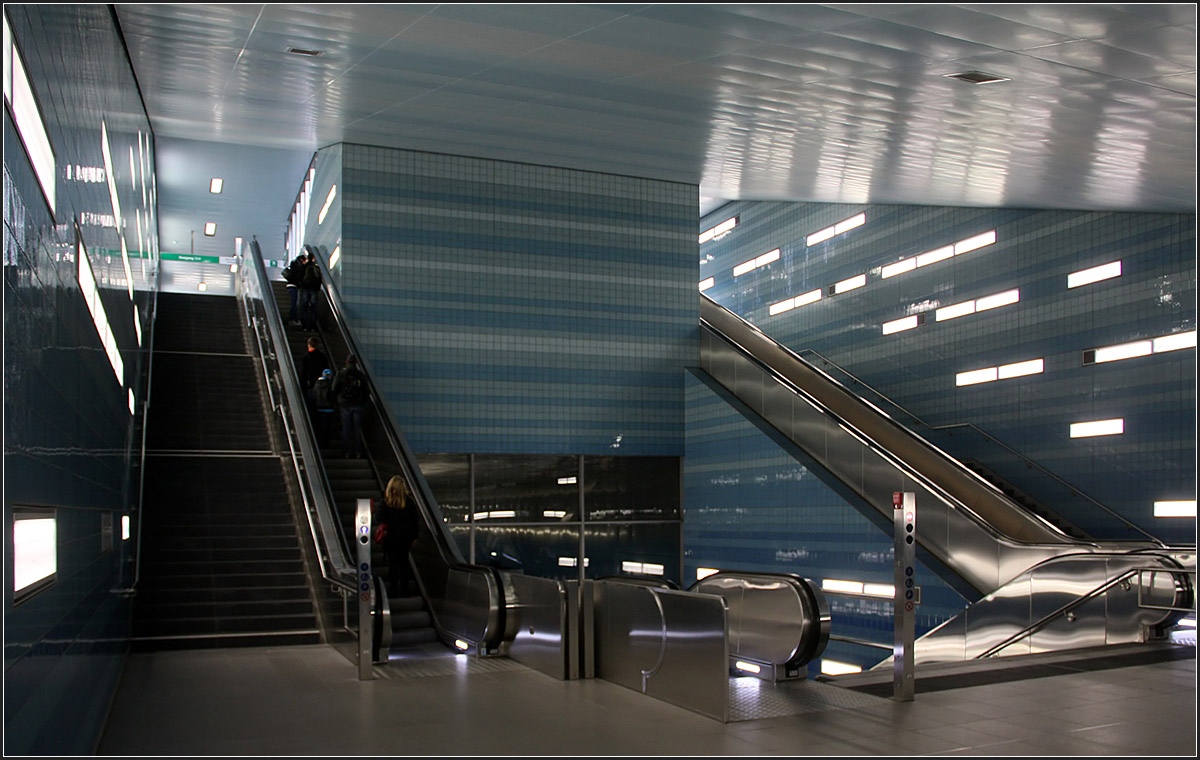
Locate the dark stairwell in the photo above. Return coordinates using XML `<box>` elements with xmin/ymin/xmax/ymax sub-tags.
<box><xmin>130</xmin><ymin>293</ymin><xmax>321</xmax><ymax>650</ymax></box>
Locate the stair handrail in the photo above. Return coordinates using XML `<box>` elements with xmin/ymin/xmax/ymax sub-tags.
<box><xmin>125</xmin><ymin>259</ymin><xmax>162</xmax><ymax>593</ymax></box>
<box><xmin>242</xmin><ymin>241</ymin><xmax>356</xmax><ymax>590</ymax></box>
<box><xmin>976</xmin><ymin>554</ymin><xmax>1194</xmax><ymax>659</ymax></box>
<box><xmin>303</xmin><ymin>244</ymin><xmax>506</xmax><ymax>651</ymax></box>
<box><xmin>793</xmin><ymin>345</ymin><xmax>1160</xmax><ymax>544</ymax></box>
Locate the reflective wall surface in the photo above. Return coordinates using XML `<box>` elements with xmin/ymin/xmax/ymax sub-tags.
<box><xmin>419</xmin><ymin>454</ymin><xmax>682</xmax><ymax>585</ymax></box>
<box><xmin>3</xmin><ymin>5</ymin><xmax>159</xmax><ymax>754</ymax></box>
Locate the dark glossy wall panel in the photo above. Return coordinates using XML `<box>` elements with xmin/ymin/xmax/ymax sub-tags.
<box><xmin>3</xmin><ymin>5</ymin><xmax>158</xmax><ymax>755</ymax></box>
<box><xmin>697</xmin><ymin>201</ymin><xmax>1195</xmax><ymax>545</ymax></box>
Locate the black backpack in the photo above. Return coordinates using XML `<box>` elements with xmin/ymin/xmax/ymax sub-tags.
<box><xmin>302</xmin><ymin>262</ymin><xmax>322</xmax><ymax>288</ymax></box>
<box><xmin>312</xmin><ymin>377</ymin><xmax>335</xmax><ymax>409</ymax></box>
<box><xmin>338</xmin><ymin>369</ymin><xmax>366</xmax><ymax>403</ymax></box>
<box><xmin>283</xmin><ymin>259</ymin><xmax>302</xmax><ymax>285</ymax></box>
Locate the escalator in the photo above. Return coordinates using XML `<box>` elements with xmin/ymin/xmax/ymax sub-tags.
<box><xmin>240</xmin><ymin>241</ymin><xmax>507</xmax><ymax>663</ymax></box>
<box><xmin>697</xmin><ymin>294</ymin><xmax>1193</xmax><ymax>664</ymax></box>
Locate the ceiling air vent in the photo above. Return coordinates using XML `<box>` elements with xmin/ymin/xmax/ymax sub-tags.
<box><xmin>287</xmin><ymin>47</ymin><xmax>324</xmax><ymax>57</ymax></box>
<box><xmin>944</xmin><ymin>70</ymin><xmax>1010</xmax><ymax>84</ymax></box>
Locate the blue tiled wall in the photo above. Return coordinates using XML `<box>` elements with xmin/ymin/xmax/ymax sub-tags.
<box><xmin>686</xmin><ymin>200</ymin><xmax>1195</xmax><ymax>669</ymax></box>
<box><xmin>696</xmin><ymin>201</ymin><xmax>1194</xmax><ymax>545</ymax></box>
<box><xmin>4</xmin><ymin>6</ymin><xmax>157</xmax><ymax>754</ymax></box>
<box><xmin>307</xmin><ymin>144</ymin><xmax>698</xmax><ymax>456</ymax></box>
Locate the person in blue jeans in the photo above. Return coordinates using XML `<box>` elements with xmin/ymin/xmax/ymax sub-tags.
<box><xmin>283</xmin><ymin>252</ymin><xmax>306</xmax><ymax>326</ymax></box>
<box><xmin>332</xmin><ymin>354</ymin><xmax>368</xmax><ymax>458</ymax></box>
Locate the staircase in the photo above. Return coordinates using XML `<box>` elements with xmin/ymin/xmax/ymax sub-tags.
<box><xmin>269</xmin><ymin>278</ymin><xmax>439</xmax><ymax>653</ymax></box>
<box><xmin>131</xmin><ymin>293</ymin><xmax>320</xmax><ymax>650</ymax></box>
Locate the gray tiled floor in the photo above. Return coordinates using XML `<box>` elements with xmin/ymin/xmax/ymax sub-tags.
<box><xmin>97</xmin><ymin>641</ymin><xmax>1197</xmax><ymax>756</ymax></box>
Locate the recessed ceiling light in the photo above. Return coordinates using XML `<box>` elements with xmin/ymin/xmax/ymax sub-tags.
<box><xmin>204</xmin><ymin>222</ymin><xmax>217</xmax><ymax>236</ymax></box>
<box><xmin>210</xmin><ymin>178</ymin><xmax>223</xmax><ymax>193</ymax></box>
<box><xmin>287</xmin><ymin>47</ymin><xmax>323</xmax><ymax>57</ymax></box>
<box><xmin>944</xmin><ymin>70</ymin><xmax>1011</xmax><ymax>84</ymax></box>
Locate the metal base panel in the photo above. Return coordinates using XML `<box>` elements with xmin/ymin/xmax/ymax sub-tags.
<box><xmin>726</xmin><ymin>676</ymin><xmax>887</xmax><ymax>722</ymax></box>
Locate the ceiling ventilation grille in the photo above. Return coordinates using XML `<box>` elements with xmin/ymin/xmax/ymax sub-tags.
<box><xmin>287</xmin><ymin>47</ymin><xmax>323</xmax><ymax>57</ymax></box>
<box><xmin>944</xmin><ymin>70</ymin><xmax>1010</xmax><ymax>84</ymax></box>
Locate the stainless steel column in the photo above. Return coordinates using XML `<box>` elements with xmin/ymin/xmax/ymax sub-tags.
<box><xmin>893</xmin><ymin>491</ymin><xmax>915</xmax><ymax>701</ymax></box>
<box><xmin>355</xmin><ymin>498</ymin><xmax>374</xmax><ymax>681</ymax></box>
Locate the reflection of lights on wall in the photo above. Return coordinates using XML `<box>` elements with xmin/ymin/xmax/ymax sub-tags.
<box><xmin>9</xmin><ymin>34</ymin><xmax>56</xmax><ymax>211</ymax></box>
<box><xmin>318</xmin><ymin>184</ymin><xmax>337</xmax><ymax>224</ymax></box>
<box><xmin>121</xmin><ymin>515</ymin><xmax>131</xmax><ymax>540</ymax></box>
<box><xmin>210</xmin><ymin>177</ymin><xmax>223</xmax><ymax>193</ymax></box>
<box><xmin>699</xmin><ymin>277</ymin><xmax>714</xmax><ymax>292</ymax></box>
<box><xmin>78</xmin><ymin>241</ymin><xmax>124</xmax><ymax>387</ymax></box>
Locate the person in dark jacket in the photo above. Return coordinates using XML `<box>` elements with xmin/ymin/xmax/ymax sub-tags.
<box><xmin>298</xmin><ymin>254</ymin><xmax>323</xmax><ymax>331</ymax></box>
<box><xmin>378</xmin><ymin>475</ymin><xmax>421</xmax><ymax>596</ymax></box>
<box><xmin>310</xmin><ymin>369</ymin><xmax>336</xmax><ymax>446</ymax></box>
<box><xmin>283</xmin><ymin>252</ymin><xmax>306</xmax><ymax>326</ymax></box>
<box><xmin>331</xmin><ymin>354</ymin><xmax>368</xmax><ymax>458</ymax></box>
<box><xmin>299</xmin><ymin>336</ymin><xmax>330</xmax><ymax>392</ymax></box>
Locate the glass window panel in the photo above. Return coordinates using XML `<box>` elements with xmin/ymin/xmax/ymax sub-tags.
<box><xmin>583</xmin><ymin>456</ymin><xmax>680</xmax><ymax>522</ymax></box>
<box><xmin>584</xmin><ymin>522</ymin><xmax>681</xmax><ymax>587</ymax></box>
<box><xmin>470</xmin><ymin>524</ymin><xmax>582</xmax><ymax>580</ymax></box>
<box><xmin>415</xmin><ymin>453</ymin><xmax>471</xmax><ymax>525</ymax></box>
<box><xmin>473</xmin><ymin>454</ymin><xmax>579</xmax><ymax>522</ymax></box>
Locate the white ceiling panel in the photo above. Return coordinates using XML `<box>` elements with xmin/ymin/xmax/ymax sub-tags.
<box><xmin>111</xmin><ymin>3</ymin><xmax>1195</xmax><ymax>261</ymax></box>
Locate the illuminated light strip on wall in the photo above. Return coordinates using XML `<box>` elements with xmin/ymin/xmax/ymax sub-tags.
<box><xmin>881</xmin><ymin>230</ymin><xmax>997</xmax><ymax>279</ymax></box>
<box><xmin>473</xmin><ymin>510</ymin><xmax>515</xmax><ymax>520</ymax></box>
<box><xmin>699</xmin><ymin>277</ymin><xmax>714</xmax><ymax>292</ymax></box>
<box><xmin>769</xmin><ymin>288</ymin><xmax>822</xmax><ymax>316</ymax></box>
<box><xmin>733</xmin><ymin>248</ymin><xmax>780</xmax><ymax>277</ymax></box>
<box><xmin>1154</xmin><ymin>501</ymin><xmax>1196</xmax><ymax>518</ymax></box>
<box><xmin>936</xmin><ymin>289</ymin><xmax>1019</xmax><ymax>321</ymax></box>
<box><xmin>78</xmin><ymin>241</ymin><xmax>125</xmax><ymax>388</ymax></box>
<box><xmin>956</xmin><ymin>358</ymin><xmax>1043</xmax><ymax>386</ymax></box>
<box><xmin>621</xmin><ymin>561</ymin><xmax>664</xmax><ymax>575</ymax></box>
<box><xmin>696</xmin><ymin>567</ymin><xmax>719</xmax><ymax>581</ymax></box>
<box><xmin>831</xmin><ymin>273</ymin><xmax>866</xmax><ymax>294</ymax></box>
<box><xmin>3</xmin><ymin>13</ymin><xmax>11</xmax><ymax>104</ymax></box>
<box><xmin>1070</xmin><ymin>418</ymin><xmax>1124</xmax><ymax>438</ymax></box>
<box><xmin>101</xmin><ymin>122</ymin><xmax>121</xmax><ymax>230</ymax></box>
<box><xmin>882</xmin><ymin>314</ymin><xmax>922</xmax><ymax>335</ymax></box>
<box><xmin>558</xmin><ymin>557</ymin><xmax>590</xmax><ymax>567</ymax></box>
<box><xmin>329</xmin><ymin>244</ymin><xmax>341</xmax><ymax>268</ymax></box>
<box><xmin>699</xmin><ymin>216</ymin><xmax>738</xmax><ymax>244</ymax></box>
<box><xmin>9</xmin><ymin>31</ymin><xmax>56</xmax><ymax>212</ymax></box>
<box><xmin>806</xmin><ymin>213</ymin><xmax>865</xmax><ymax>246</ymax></box>
<box><xmin>1085</xmin><ymin>330</ymin><xmax>1196</xmax><ymax>365</ymax></box>
<box><xmin>821</xmin><ymin>660</ymin><xmax>863</xmax><ymax>676</ymax></box>
<box><xmin>318</xmin><ymin>183</ymin><xmax>337</xmax><ymax>225</ymax></box>
<box><xmin>821</xmin><ymin>579</ymin><xmax>895</xmax><ymax>598</ymax></box>
<box><xmin>543</xmin><ymin>510</ymin><xmax>567</xmax><ymax>518</ymax></box>
<box><xmin>1068</xmin><ymin>260</ymin><xmax>1122</xmax><ymax>288</ymax></box>
<box><xmin>13</xmin><ymin>511</ymin><xmax>56</xmax><ymax>596</ymax></box>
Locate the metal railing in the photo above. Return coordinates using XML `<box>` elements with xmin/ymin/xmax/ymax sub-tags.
<box><xmin>238</xmin><ymin>242</ymin><xmax>357</xmax><ymax>602</ymax></box>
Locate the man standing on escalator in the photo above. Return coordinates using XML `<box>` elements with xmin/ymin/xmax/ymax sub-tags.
<box><xmin>332</xmin><ymin>354</ymin><xmax>368</xmax><ymax>459</ymax></box>
<box><xmin>298</xmin><ymin>252</ymin><xmax>323</xmax><ymax>332</ymax></box>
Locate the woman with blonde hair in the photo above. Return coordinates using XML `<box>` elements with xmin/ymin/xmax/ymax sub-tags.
<box><xmin>380</xmin><ymin>475</ymin><xmax>421</xmax><ymax>596</ymax></box>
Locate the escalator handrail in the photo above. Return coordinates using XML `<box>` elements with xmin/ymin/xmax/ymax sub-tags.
<box><xmin>794</xmin><ymin>346</ymin><xmax>1160</xmax><ymax>544</ymax></box>
<box><xmin>700</xmin><ymin>295</ymin><xmax>1088</xmax><ymax>550</ymax></box>
<box><xmin>302</xmin><ymin>244</ymin><xmax>505</xmax><ymax>647</ymax></box>
<box><xmin>976</xmin><ymin>553</ymin><xmax>1194</xmax><ymax>659</ymax></box>
<box><xmin>243</xmin><ymin>241</ymin><xmax>356</xmax><ymax>590</ymax></box>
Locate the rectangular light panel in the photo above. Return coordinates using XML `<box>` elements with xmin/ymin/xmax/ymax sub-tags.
<box><xmin>1068</xmin><ymin>261</ymin><xmax>1121</xmax><ymax>288</ymax></box>
<box><xmin>1154</xmin><ymin>501</ymin><xmax>1196</xmax><ymax>517</ymax></box>
<box><xmin>1070</xmin><ymin>418</ymin><xmax>1124</xmax><ymax>438</ymax></box>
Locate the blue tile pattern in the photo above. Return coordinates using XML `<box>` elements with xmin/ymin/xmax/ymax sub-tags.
<box><xmin>304</xmin><ymin>144</ymin><xmax>698</xmax><ymax>456</ymax></box>
<box><xmin>3</xmin><ymin>5</ymin><xmax>157</xmax><ymax>754</ymax></box>
<box><xmin>697</xmin><ymin>201</ymin><xmax>1194</xmax><ymax>545</ymax></box>
<box><xmin>686</xmin><ymin>199</ymin><xmax>1194</xmax><ymax>670</ymax></box>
